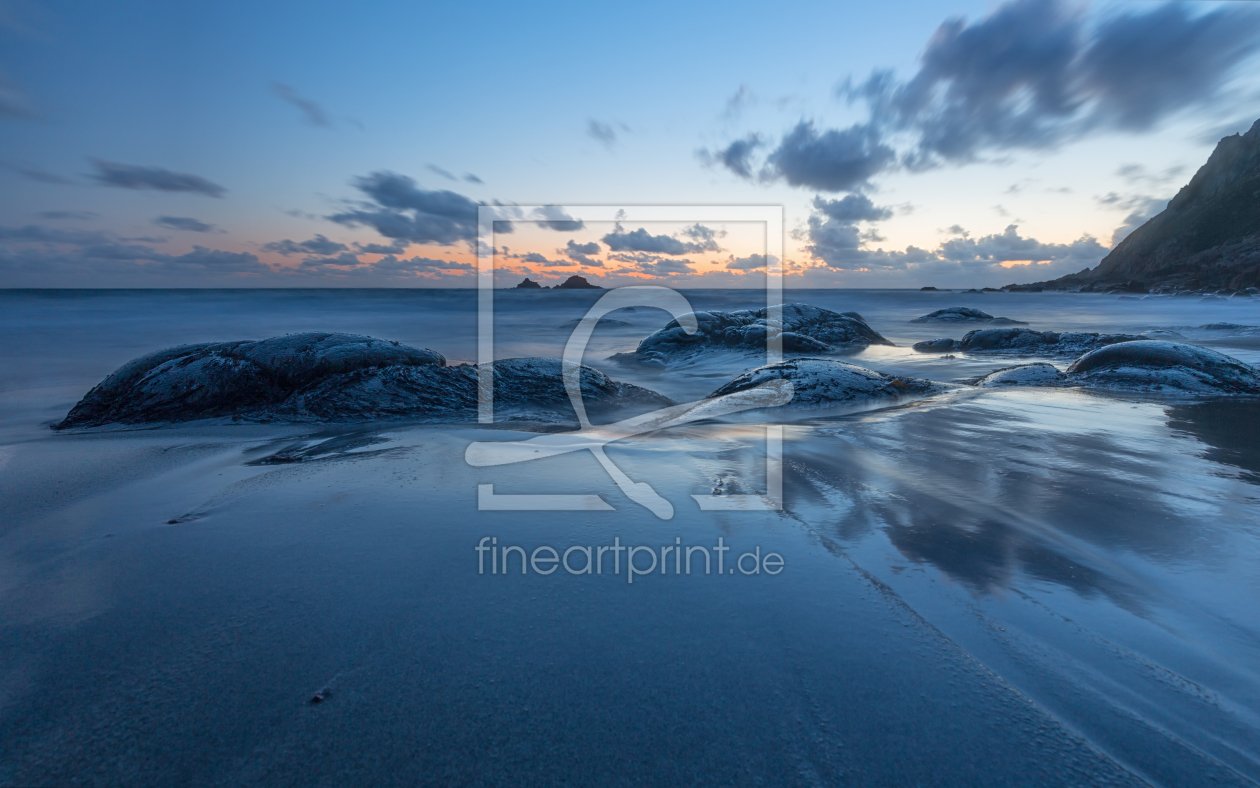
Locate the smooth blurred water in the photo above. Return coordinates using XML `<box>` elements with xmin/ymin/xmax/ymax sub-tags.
<box><xmin>3</xmin><ymin>288</ymin><xmax>1260</xmax><ymax>786</ymax></box>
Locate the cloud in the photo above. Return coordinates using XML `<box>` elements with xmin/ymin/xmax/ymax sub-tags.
<box><xmin>812</xmin><ymin>194</ymin><xmax>893</xmax><ymax>223</ymax></box>
<box><xmin>463</xmin><ymin>173</ymin><xmax>483</xmax><ymax>184</ymax></box>
<box><xmin>616</xmin><ymin>255</ymin><xmax>696</xmax><ymax>277</ymax></box>
<box><xmin>801</xmin><ymin>194</ymin><xmax>896</xmax><ymax>265</ymax></box>
<box><xmin>680</xmin><ymin>223</ymin><xmax>724</xmax><ymax>252</ymax></box>
<box><xmin>354</xmin><ymin>239</ymin><xmax>410</xmax><ymax>255</ymax></box>
<box><xmin>763</xmin><ymin>121</ymin><xmax>897</xmax><ymax>192</ymax></box>
<box><xmin>328</xmin><ymin>171</ymin><xmax>479</xmax><ymax>246</ymax></box>
<box><xmin>724</xmin><ymin>0</ymin><xmax>1260</xmax><ymax>190</ymax></box>
<box><xmin>602</xmin><ymin>226</ymin><xmax>722</xmax><ymax>255</ymax></box>
<box><xmin>271</xmin><ymin>82</ymin><xmax>331</xmax><ymax>127</ymax></box>
<box><xmin>39</xmin><ymin>210</ymin><xmax>97</xmax><ymax>221</ymax></box>
<box><xmin>563</xmin><ymin>239</ymin><xmax>603</xmax><ymax>267</ymax></box>
<box><xmin>89</xmin><ymin>159</ymin><xmax>226</xmax><ymax>197</ymax></box>
<box><xmin>724</xmin><ymin>84</ymin><xmax>754</xmax><ymax>119</ymax></box>
<box><xmin>0</xmin><ymin>224</ymin><xmax>111</xmax><ymax>245</ymax></box>
<box><xmin>725</xmin><ymin>254</ymin><xmax>773</xmax><ymax>271</ymax></box>
<box><xmin>531</xmin><ymin>205</ymin><xmax>584</xmax><ymax>232</ymax></box>
<box><xmin>587</xmin><ymin>119</ymin><xmax>618</xmax><ymax>148</ymax></box>
<box><xmin>427</xmin><ymin>164</ymin><xmax>456</xmax><ymax>181</ymax></box>
<box><xmin>262</xmin><ymin>234</ymin><xmax>348</xmax><ymax>256</ymax></box>
<box><xmin>521</xmin><ymin>251</ymin><xmax>574</xmax><ymax>267</ymax></box>
<box><xmin>154</xmin><ymin>215</ymin><xmax>217</xmax><ymax>233</ymax></box>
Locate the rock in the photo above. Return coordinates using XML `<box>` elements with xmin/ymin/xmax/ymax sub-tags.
<box><xmin>909</xmin><ymin>307</ymin><xmax>1026</xmax><ymax>325</ymax></box>
<box><xmin>614</xmin><ymin>303</ymin><xmax>892</xmax><ymax>366</ymax></box>
<box><xmin>977</xmin><ymin>363</ymin><xmax>1067</xmax><ymax>388</ymax></box>
<box><xmin>515</xmin><ymin>278</ymin><xmax>543</xmax><ymax>289</ymax></box>
<box><xmin>310</xmin><ymin>690</ymin><xmax>331</xmax><ymax>704</ymax></box>
<box><xmin>555</xmin><ymin>275</ymin><xmax>602</xmax><ymax>289</ymax></box>
<box><xmin>707</xmin><ymin>358</ymin><xmax>944</xmax><ymax>408</ymax></box>
<box><xmin>940</xmin><ymin>328</ymin><xmax>1143</xmax><ymax>356</ymax></box>
<box><xmin>1066</xmin><ymin>341</ymin><xmax>1260</xmax><ymax>395</ymax></box>
<box><xmin>919</xmin><ymin>286</ymin><xmax>941</xmax><ymax>291</ymax></box>
<box><xmin>1141</xmin><ymin>329</ymin><xmax>1186</xmax><ymax>339</ymax></box>
<box><xmin>912</xmin><ymin>338</ymin><xmax>959</xmax><ymax>353</ymax></box>
<box><xmin>55</xmin><ymin>334</ymin><xmax>671</xmax><ymax>428</ymax></box>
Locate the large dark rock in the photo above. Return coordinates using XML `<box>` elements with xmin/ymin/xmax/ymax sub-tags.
<box><xmin>913</xmin><ymin>328</ymin><xmax>1143</xmax><ymax>356</ymax></box>
<box><xmin>707</xmin><ymin>358</ymin><xmax>943</xmax><ymax>408</ymax></box>
<box><xmin>910</xmin><ymin>307</ymin><xmax>1025</xmax><ymax>324</ymax></box>
<box><xmin>976</xmin><ymin>363</ymin><xmax>1067</xmax><ymax>388</ymax></box>
<box><xmin>615</xmin><ymin>303</ymin><xmax>891</xmax><ymax>368</ymax></box>
<box><xmin>515</xmin><ymin>277</ymin><xmax>543</xmax><ymax>289</ymax></box>
<box><xmin>1065</xmin><ymin>340</ymin><xmax>1260</xmax><ymax>394</ymax></box>
<box><xmin>1005</xmin><ymin>116</ymin><xmax>1260</xmax><ymax>292</ymax></box>
<box><xmin>55</xmin><ymin>333</ymin><xmax>670</xmax><ymax>428</ymax></box>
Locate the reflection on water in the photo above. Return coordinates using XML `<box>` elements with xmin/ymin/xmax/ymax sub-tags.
<box><xmin>786</xmin><ymin>389</ymin><xmax>1255</xmax><ymax>607</ymax></box>
<box><xmin>1167</xmin><ymin>399</ymin><xmax>1260</xmax><ymax>483</ymax></box>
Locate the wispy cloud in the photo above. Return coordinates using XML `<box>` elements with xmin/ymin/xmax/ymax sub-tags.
<box><xmin>271</xmin><ymin>82</ymin><xmax>331</xmax><ymax>127</ymax></box>
<box><xmin>89</xmin><ymin>159</ymin><xmax>226</xmax><ymax>197</ymax></box>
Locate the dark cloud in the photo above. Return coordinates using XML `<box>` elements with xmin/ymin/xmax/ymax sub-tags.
<box><xmin>602</xmin><ymin>227</ymin><xmax>720</xmax><ymax>256</ymax></box>
<box><xmin>328</xmin><ymin>171</ymin><xmax>479</xmax><ymax>246</ymax></box>
<box><xmin>427</xmin><ymin>164</ymin><xmax>457</xmax><ymax>181</ymax></box>
<box><xmin>521</xmin><ymin>251</ymin><xmax>574</xmax><ymax>267</ymax></box>
<box><xmin>271</xmin><ymin>83</ymin><xmax>331</xmax><ymax>127</ymax></box>
<box><xmin>262</xmin><ymin>234</ymin><xmax>348</xmax><ymax>256</ymax></box>
<box><xmin>937</xmin><ymin>224</ymin><xmax>1106</xmax><ymax>267</ymax></box>
<box><xmin>725</xmin><ymin>0</ymin><xmax>1260</xmax><ymax>190</ymax></box>
<box><xmin>39</xmin><ymin>210</ymin><xmax>97</xmax><ymax>221</ymax></box>
<box><xmin>463</xmin><ymin>173</ymin><xmax>483</xmax><ymax>184</ymax></box>
<box><xmin>0</xmin><ymin>224</ymin><xmax>110</xmax><ymax>245</ymax></box>
<box><xmin>154</xmin><ymin>216</ymin><xmax>217</xmax><ymax>233</ymax></box>
<box><xmin>616</xmin><ymin>256</ymin><xmax>696</xmax><ymax>277</ymax></box>
<box><xmin>812</xmin><ymin>194</ymin><xmax>893</xmax><ymax>223</ymax></box>
<box><xmin>563</xmin><ymin>239</ymin><xmax>603</xmax><ymax>267</ymax></box>
<box><xmin>763</xmin><ymin>121</ymin><xmax>896</xmax><ymax>192</ymax></box>
<box><xmin>354</xmin><ymin>240</ymin><xmax>410</xmax><ymax>255</ymax></box>
<box><xmin>370</xmin><ymin>255</ymin><xmax>474</xmax><ymax>274</ymax></box>
<box><xmin>801</xmin><ymin>195</ymin><xmax>895</xmax><ymax>265</ymax></box>
<box><xmin>89</xmin><ymin>159</ymin><xmax>226</xmax><ymax>197</ymax></box>
<box><xmin>680</xmin><ymin>223</ymin><xmax>724</xmax><ymax>252</ymax></box>
<box><xmin>706</xmin><ymin>134</ymin><xmax>763</xmax><ymax>179</ymax></box>
<box><xmin>298</xmin><ymin>252</ymin><xmax>361</xmax><ymax>270</ymax></box>
<box><xmin>587</xmin><ymin>119</ymin><xmax>617</xmax><ymax>148</ymax></box>
<box><xmin>726</xmin><ymin>254</ymin><xmax>771</xmax><ymax>271</ymax></box>
<box><xmin>531</xmin><ymin>205</ymin><xmax>584</xmax><ymax>232</ymax></box>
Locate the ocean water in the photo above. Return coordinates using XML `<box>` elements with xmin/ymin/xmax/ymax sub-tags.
<box><xmin>2</xmin><ymin>288</ymin><xmax>1260</xmax><ymax>786</ymax></box>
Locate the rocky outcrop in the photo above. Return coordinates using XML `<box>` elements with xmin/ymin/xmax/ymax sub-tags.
<box><xmin>55</xmin><ymin>333</ymin><xmax>670</xmax><ymax>428</ymax></box>
<box><xmin>707</xmin><ymin>358</ymin><xmax>944</xmax><ymax>408</ymax></box>
<box><xmin>976</xmin><ymin>363</ymin><xmax>1067</xmax><ymax>387</ymax></box>
<box><xmin>913</xmin><ymin>328</ymin><xmax>1143</xmax><ymax>356</ymax></box>
<box><xmin>555</xmin><ymin>275</ymin><xmax>602</xmax><ymax>289</ymax></box>
<box><xmin>910</xmin><ymin>307</ymin><xmax>1025</xmax><ymax>324</ymax></box>
<box><xmin>515</xmin><ymin>278</ymin><xmax>543</xmax><ymax>289</ymax></box>
<box><xmin>1065</xmin><ymin>341</ymin><xmax>1260</xmax><ymax>395</ymax></box>
<box><xmin>1005</xmin><ymin>117</ymin><xmax>1260</xmax><ymax>293</ymax></box>
<box><xmin>613</xmin><ymin>303</ymin><xmax>892</xmax><ymax>368</ymax></box>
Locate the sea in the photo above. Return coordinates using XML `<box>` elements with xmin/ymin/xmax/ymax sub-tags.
<box><xmin>2</xmin><ymin>287</ymin><xmax>1260</xmax><ymax>786</ymax></box>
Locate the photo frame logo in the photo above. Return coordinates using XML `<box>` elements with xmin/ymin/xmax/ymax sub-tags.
<box><xmin>465</xmin><ymin>205</ymin><xmax>789</xmax><ymax>520</ymax></box>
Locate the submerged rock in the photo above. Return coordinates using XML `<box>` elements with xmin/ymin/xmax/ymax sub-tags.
<box><xmin>614</xmin><ymin>303</ymin><xmax>892</xmax><ymax>368</ymax></box>
<box><xmin>977</xmin><ymin>363</ymin><xmax>1067</xmax><ymax>388</ymax></box>
<box><xmin>913</xmin><ymin>328</ymin><xmax>1143</xmax><ymax>356</ymax></box>
<box><xmin>707</xmin><ymin>358</ymin><xmax>943</xmax><ymax>408</ymax></box>
<box><xmin>910</xmin><ymin>307</ymin><xmax>1026</xmax><ymax>325</ymax></box>
<box><xmin>55</xmin><ymin>333</ymin><xmax>670</xmax><ymax>428</ymax></box>
<box><xmin>1065</xmin><ymin>341</ymin><xmax>1260</xmax><ymax>395</ymax></box>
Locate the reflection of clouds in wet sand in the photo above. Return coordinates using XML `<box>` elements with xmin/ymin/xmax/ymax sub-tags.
<box><xmin>786</xmin><ymin>389</ymin><xmax>1250</xmax><ymax>606</ymax></box>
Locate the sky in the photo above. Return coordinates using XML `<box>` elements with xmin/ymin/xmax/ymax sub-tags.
<box><xmin>1</xmin><ymin>0</ymin><xmax>1258</xmax><ymax>288</ymax></box>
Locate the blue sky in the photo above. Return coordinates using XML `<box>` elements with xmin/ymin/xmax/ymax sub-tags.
<box><xmin>2</xmin><ymin>0</ymin><xmax>1258</xmax><ymax>287</ymax></box>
